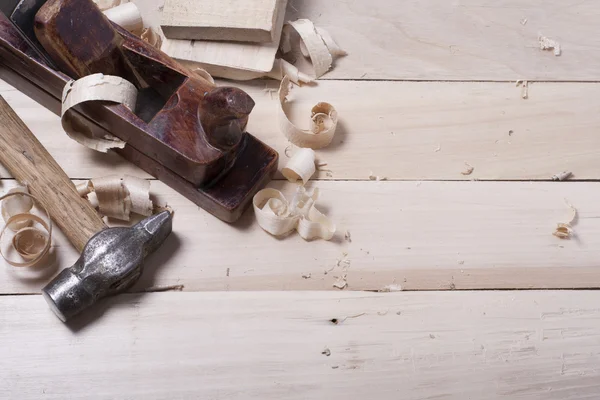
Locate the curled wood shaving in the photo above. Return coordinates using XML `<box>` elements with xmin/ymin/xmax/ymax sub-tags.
<box><xmin>253</xmin><ymin>186</ymin><xmax>335</xmax><ymax>241</ymax></box>
<box><xmin>0</xmin><ymin>191</ymin><xmax>52</xmax><ymax>268</ymax></box>
<box><xmin>267</xmin><ymin>59</ymin><xmax>314</xmax><ymax>85</ymax></box>
<box><xmin>539</xmin><ymin>35</ymin><xmax>561</xmax><ymax>56</ymax></box>
<box><xmin>61</xmin><ymin>74</ymin><xmax>137</xmax><ymax>152</ymax></box>
<box><xmin>140</xmin><ymin>27</ymin><xmax>163</xmax><ymax>50</ymax></box>
<box><xmin>281</xmin><ymin>19</ymin><xmax>346</xmax><ymax>79</ymax></box>
<box><xmin>1</xmin><ymin>186</ymin><xmax>33</xmax><ymax>232</ymax></box>
<box><xmin>552</xmin><ymin>171</ymin><xmax>572</xmax><ymax>181</ymax></box>
<box><xmin>278</xmin><ymin>76</ymin><xmax>338</xmax><ymax>149</ymax></box>
<box><xmin>79</xmin><ymin>176</ymin><xmax>153</xmax><ymax>221</ymax></box>
<box><xmin>553</xmin><ymin>199</ymin><xmax>577</xmax><ymax>239</ymax></box>
<box><xmin>282</xmin><ymin>148</ymin><xmax>316</xmax><ymax>184</ymax></box>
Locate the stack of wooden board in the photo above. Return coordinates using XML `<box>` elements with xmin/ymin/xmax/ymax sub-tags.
<box><xmin>137</xmin><ymin>0</ymin><xmax>288</xmax><ymax>79</ymax></box>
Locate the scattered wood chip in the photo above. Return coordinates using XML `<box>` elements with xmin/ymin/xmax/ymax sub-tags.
<box><xmin>369</xmin><ymin>172</ymin><xmax>387</xmax><ymax>181</ymax></box>
<box><xmin>553</xmin><ymin>199</ymin><xmax>577</xmax><ymax>239</ymax></box>
<box><xmin>539</xmin><ymin>35</ymin><xmax>561</xmax><ymax>56</ymax></box>
<box><xmin>344</xmin><ymin>230</ymin><xmax>352</xmax><ymax>243</ymax></box>
<box><xmin>434</xmin><ymin>144</ymin><xmax>442</xmax><ymax>152</ymax></box>
<box><xmin>516</xmin><ymin>80</ymin><xmax>529</xmax><ymax>99</ymax></box>
<box><xmin>461</xmin><ymin>162</ymin><xmax>475</xmax><ymax>176</ymax></box>
<box><xmin>139</xmin><ymin>284</ymin><xmax>185</xmax><ymax>293</ymax></box>
<box><xmin>552</xmin><ymin>171</ymin><xmax>572</xmax><ymax>181</ymax></box>
<box><xmin>378</xmin><ymin>284</ymin><xmax>403</xmax><ymax>292</ymax></box>
<box><xmin>332</xmin><ymin>276</ymin><xmax>348</xmax><ymax>290</ymax></box>
<box><xmin>520</xmin><ymin>18</ymin><xmax>528</xmax><ymax>25</ymax></box>
<box><xmin>322</xmin><ymin>348</ymin><xmax>331</xmax><ymax>356</ymax></box>
<box><xmin>302</xmin><ymin>273</ymin><xmax>312</xmax><ymax>279</ymax></box>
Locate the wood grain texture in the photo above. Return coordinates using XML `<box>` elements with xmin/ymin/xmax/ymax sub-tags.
<box><xmin>0</xmin><ymin>96</ymin><xmax>105</xmax><ymax>251</ymax></box>
<box><xmin>2</xmin><ymin>79</ymin><xmax>600</xmax><ymax>181</ymax></box>
<box><xmin>2</xmin><ymin>290</ymin><xmax>600</xmax><ymax>399</ymax></box>
<box><xmin>282</xmin><ymin>0</ymin><xmax>600</xmax><ymax>81</ymax></box>
<box><xmin>1</xmin><ymin>179</ymin><xmax>599</xmax><ymax>294</ymax></box>
<box><xmin>136</xmin><ymin>0</ymin><xmax>287</xmax><ymax>73</ymax></box>
<box><xmin>161</xmin><ymin>0</ymin><xmax>282</xmax><ymax>43</ymax></box>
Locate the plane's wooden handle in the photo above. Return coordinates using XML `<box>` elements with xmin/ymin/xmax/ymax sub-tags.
<box><xmin>0</xmin><ymin>95</ymin><xmax>106</xmax><ymax>252</ymax></box>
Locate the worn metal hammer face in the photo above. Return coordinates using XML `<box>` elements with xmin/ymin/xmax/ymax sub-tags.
<box><xmin>42</xmin><ymin>211</ymin><xmax>173</xmax><ymax>322</ymax></box>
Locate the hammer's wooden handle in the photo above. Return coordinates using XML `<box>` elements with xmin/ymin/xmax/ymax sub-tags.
<box><xmin>0</xmin><ymin>96</ymin><xmax>106</xmax><ymax>252</ymax></box>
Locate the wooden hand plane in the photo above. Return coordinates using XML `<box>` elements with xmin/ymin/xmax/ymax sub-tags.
<box><xmin>0</xmin><ymin>0</ymin><xmax>278</xmax><ymax>222</ymax></box>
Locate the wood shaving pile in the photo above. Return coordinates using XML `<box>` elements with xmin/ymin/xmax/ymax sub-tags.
<box><xmin>0</xmin><ymin>187</ymin><xmax>52</xmax><ymax>268</ymax></box>
<box><xmin>553</xmin><ymin>200</ymin><xmax>577</xmax><ymax>239</ymax></box>
<box><xmin>76</xmin><ymin>176</ymin><xmax>153</xmax><ymax>221</ymax></box>
<box><xmin>253</xmin><ymin>186</ymin><xmax>335</xmax><ymax>241</ymax></box>
<box><xmin>539</xmin><ymin>35</ymin><xmax>561</xmax><ymax>56</ymax></box>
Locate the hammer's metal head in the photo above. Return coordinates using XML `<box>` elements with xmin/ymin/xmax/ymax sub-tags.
<box><xmin>42</xmin><ymin>211</ymin><xmax>174</xmax><ymax>322</ymax></box>
<box><xmin>0</xmin><ymin>0</ymin><xmax>56</xmax><ymax>66</ymax></box>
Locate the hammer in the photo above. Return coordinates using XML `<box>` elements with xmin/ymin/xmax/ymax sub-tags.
<box><xmin>0</xmin><ymin>95</ymin><xmax>173</xmax><ymax>321</ymax></box>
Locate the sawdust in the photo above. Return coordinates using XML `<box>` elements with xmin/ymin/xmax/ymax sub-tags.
<box><xmin>539</xmin><ymin>35</ymin><xmax>561</xmax><ymax>56</ymax></box>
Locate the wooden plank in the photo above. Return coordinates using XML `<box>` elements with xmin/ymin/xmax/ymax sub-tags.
<box><xmin>284</xmin><ymin>0</ymin><xmax>600</xmax><ymax>81</ymax></box>
<box><xmin>2</xmin><ymin>290</ymin><xmax>600</xmax><ymax>399</ymax></box>
<box><xmin>161</xmin><ymin>0</ymin><xmax>283</xmax><ymax>43</ymax></box>
<box><xmin>2</xmin><ymin>79</ymin><xmax>600</xmax><ymax>181</ymax></box>
<box><xmin>1</xmin><ymin>179</ymin><xmax>599</xmax><ymax>294</ymax></box>
<box><xmin>138</xmin><ymin>0</ymin><xmax>600</xmax><ymax>81</ymax></box>
<box><xmin>135</xmin><ymin>0</ymin><xmax>287</xmax><ymax>73</ymax></box>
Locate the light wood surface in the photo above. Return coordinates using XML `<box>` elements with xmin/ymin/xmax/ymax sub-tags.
<box><xmin>2</xmin><ymin>291</ymin><xmax>600</xmax><ymax>399</ymax></box>
<box><xmin>161</xmin><ymin>0</ymin><xmax>283</xmax><ymax>42</ymax></box>
<box><xmin>0</xmin><ymin>97</ymin><xmax>106</xmax><ymax>252</ymax></box>
<box><xmin>1</xmin><ymin>179</ymin><xmax>598</xmax><ymax>294</ymax></box>
<box><xmin>2</xmin><ymin>0</ymin><xmax>599</xmax><ymax>397</ymax></box>
<box><xmin>3</xmin><ymin>79</ymin><xmax>600</xmax><ymax>181</ymax></box>
<box><xmin>283</xmin><ymin>0</ymin><xmax>600</xmax><ymax>81</ymax></box>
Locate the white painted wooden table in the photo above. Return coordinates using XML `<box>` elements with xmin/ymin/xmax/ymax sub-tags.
<box><xmin>2</xmin><ymin>1</ymin><xmax>600</xmax><ymax>398</ymax></box>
